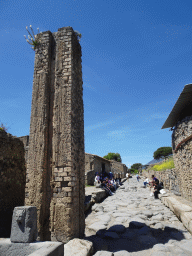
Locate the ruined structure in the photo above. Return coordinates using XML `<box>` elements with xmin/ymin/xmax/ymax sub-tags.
<box><xmin>85</xmin><ymin>153</ymin><xmax>128</xmax><ymax>185</ymax></box>
<box><xmin>162</xmin><ymin>83</ymin><xmax>192</xmax><ymax>201</ymax></box>
<box><xmin>85</xmin><ymin>153</ymin><xmax>111</xmax><ymax>185</ymax></box>
<box><xmin>25</xmin><ymin>27</ymin><xmax>85</xmax><ymax>243</ymax></box>
<box><xmin>110</xmin><ymin>160</ymin><xmax>128</xmax><ymax>178</ymax></box>
<box><xmin>0</xmin><ymin>131</ymin><xmax>26</xmax><ymax>238</ymax></box>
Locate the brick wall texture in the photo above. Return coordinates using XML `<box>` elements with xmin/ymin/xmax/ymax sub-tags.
<box><xmin>0</xmin><ymin>131</ymin><xmax>26</xmax><ymax>238</ymax></box>
<box><xmin>25</xmin><ymin>26</ymin><xmax>85</xmax><ymax>243</ymax></box>
<box><xmin>172</xmin><ymin>115</ymin><xmax>192</xmax><ymax>201</ymax></box>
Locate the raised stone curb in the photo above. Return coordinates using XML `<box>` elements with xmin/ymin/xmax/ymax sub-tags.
<box><xmin>85</xmin><ymin>179</ymin><xmax>127</xmax><ymax>213</ymax></box>
<box><xmin>0</xmin><ymin>239</ymin><xmax>64</xmax><ymax>256</ymax></box>
<box><xmin>159</xmin><ymin>190</ymin><xmax>192</xmax><ymax>234</ymax></box>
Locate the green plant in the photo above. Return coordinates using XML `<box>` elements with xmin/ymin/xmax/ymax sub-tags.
<box><xmin>74</xmin><ymin>30</ymin><xmax>82</xmax><ymax>42</ymax></box>
<box><xmin>153</xmin><ymin>147</ymin><xmax>172</xmax><ymax>160</ymax></box>
<box><xmin>129</xmin><ymin>168</ymin><xmax>138</xmax><ymax>174</ymax></box>
<box><xmin>131</xmin><ymin>163</ymin><xmax>142</xmax><ymax>170</ymax></box>
<box><xmin>103</xmin><ymin>153</ymin><xmax>122</xmax><ymax>162</ymax></box>
<box><xmin>151</xmin><ymin>156</ymin><xmax>175</xmax><ymax>171</ymax></box>
<box><xmin>0</xmin><ymin>122</ymin><xmax>9</xmax><ymax>132</ymax></box>
<box><xmin>24</xmin><ymin>25</ymin><xmax>42</xmax><ymax>51</ymax></box>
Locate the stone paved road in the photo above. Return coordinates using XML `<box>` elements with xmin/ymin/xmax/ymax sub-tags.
<box><xmin>84</xmin><ymin>177</ymin><xmax>192</xmax><ymax>256</ymax></box>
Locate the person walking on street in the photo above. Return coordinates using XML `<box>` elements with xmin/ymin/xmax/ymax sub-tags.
<box><xmin>136</xmin><ymin>173</ymin><xmax>140</xmax><ymax>182</ymax></box>
<box><xmin>126</xmin><ymin>172</ymin><xmax>129</xmax><ymax>183</ymax></box>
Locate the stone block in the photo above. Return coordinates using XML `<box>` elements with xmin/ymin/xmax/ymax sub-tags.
<box><xmin>180</xmin><ymin>211</ymin><xmax>192</xmax><ymax>230</ymax></box>
<box><xmin>10</xmin><ymin>206</ymin><xmax>37</xmax><ymax>243</ymax></box>
<box><xmin>64</xmin><ymin>238</ymin><xmax>93</xmax><ymax>256</ymax></box>
<box><xmin>172</xmin><ymin>203</ymin><xmax>192</xmax><ymax>219</ymax></box>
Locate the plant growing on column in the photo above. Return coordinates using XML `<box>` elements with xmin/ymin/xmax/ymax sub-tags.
<box><xmin>24</xmin><ymin>25</ymin><xmax>42</xmax><ymax>51</ymax></box>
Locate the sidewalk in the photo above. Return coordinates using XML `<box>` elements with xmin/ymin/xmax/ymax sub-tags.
<box><xmin>140</xmin><ymin>175</ymin><xmax>192</xmax><ymax>235</ymax></box>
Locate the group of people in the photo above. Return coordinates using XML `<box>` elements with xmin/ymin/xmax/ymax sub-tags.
<box><xmin>142</xmin><ymin>175</ymin><xmax>164</xmax><ymax>199</ymax></box>
<box><xmin>95</xmin><ymin>171</ymin><xmax>123</xmax><ymax>196</ymax></box>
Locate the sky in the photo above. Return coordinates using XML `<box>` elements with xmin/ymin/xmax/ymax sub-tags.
<box><xmin>0</xmin><ymin>0</ymin><xmax>192</xmax><ymax>168</ymax></box>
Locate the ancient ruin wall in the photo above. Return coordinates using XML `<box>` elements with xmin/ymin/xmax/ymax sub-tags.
<box><xmin>110</xmin><ymin>160</ymin><xmax>127</xmax><ymax>178</ymax></box>
<box><xmin>25</xmin><ymin>27</ymin><xmax>84</xmax><ymax>243</ymax></box>
<box><xmin>0</xmin><ymin>131</ymin><xmax>26</xmax><ymax>238</ymax></box>
<box><xmin>18</xmin><ymin>135</ymin><xmax>29</xmax><ymax>165</ymax></box>
<box><xmin>172</xmin><ymin>115</ymin><xmax>192</xmax><ymax>201</ymax></box>
<box><xmin>142</xmin><ymin>168</ymin><xmax>180</xmax><ymax>193</ymax></box>
<box><xmin>85</xmin><ymin>153</ymin><xmax>111</xmax><ymax>185</ymax></box>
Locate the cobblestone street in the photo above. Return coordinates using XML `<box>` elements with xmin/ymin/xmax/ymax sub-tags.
<box><xmin>84</xmin><ymin>177</ymin><xmax>192</xmax><ymax>256</ymax></box>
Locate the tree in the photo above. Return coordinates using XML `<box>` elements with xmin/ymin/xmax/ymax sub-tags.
<box><xmin>131</xmin><ymin>163</ymin><xmax>142</xmax><ymax>170</ymax></box>
<box><xmin>129</xmin><ymin>168</ymin><xmax>139</xmax><ymax>174</ymax></box>
<box><xmin>153</xmin><ymin>147</ymin><xmax>172</xmax><ymax>160</ymax></box>
<box><xmin>103</xmin><ymin>153</ymin><xmax>122</xmax><ymax>162</ymax></box>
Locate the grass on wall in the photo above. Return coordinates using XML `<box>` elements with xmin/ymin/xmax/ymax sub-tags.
<box><xmin>151</xmin><ymin>157</ymin><xmax>175</xmax><ymax>171</ymax></box>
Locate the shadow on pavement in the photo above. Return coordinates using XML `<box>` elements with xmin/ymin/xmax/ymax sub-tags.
<box><xmin>84</xmin><ymin>221</ymin><xmax>185</xmax><ymax>254</ymax></box>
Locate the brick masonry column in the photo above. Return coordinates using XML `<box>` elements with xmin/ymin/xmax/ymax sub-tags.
<box><xmin>25</xmin><ymin>27</ymin><xmax>85</xmax><ymax>243</ymax></box>
<box><xmin>50</xmin><ymin>27</ymin><xmax>85</xmax><ymax>243</ymax></box>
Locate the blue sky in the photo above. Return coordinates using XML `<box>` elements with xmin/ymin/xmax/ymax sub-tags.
<box><xmin>0</xmin><ymin>0</ymin><xmax>192</xmax><ymax>168</ymax></box>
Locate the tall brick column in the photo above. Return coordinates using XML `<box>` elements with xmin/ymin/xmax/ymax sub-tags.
<box><xmin>25</xmin><ymin>27</ymin><xmax>85</xmax><ymax>243</ymax></box>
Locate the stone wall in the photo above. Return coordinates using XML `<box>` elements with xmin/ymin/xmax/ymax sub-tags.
<box><xmin>85</xmin><ymin>170</ymin><xmax>95</xmax><ymax>186</ymax></box>
<box><xmin>25</xmin><ymin>26</ymin><xmax>84</xmax><ymax>243</ymax></box>
<box><xmin>18</xmin><ymin>135</ymin><xmax>29</xmax><ymax>165</ymax></box>
<box><xmin>0</xmin><ymin>130</ymin><xmax>26</xmax><ymax>238</ymax></box>
<box><xmin>85</xmin><ymin>153</ymin><xmax>128</xmax><ymax>183</ymax></box>
<box><xmin>142</xmin><ymin>168</ymin><xmax>180</xmax><ymax>193</ymax></box>
<box><xmin>172</xmin><ymin>115</ymin><xmax>192</xmax><ymax>201</ymax></box>
<box><xmin>85</xmin><ymin>153</ymin><xmax>111</xmax><ymax>185</ymax></box>
<box><xmin>110</xmin><ymin>160</ymin><xmax>128</xmax><ymax>178</ymax></box>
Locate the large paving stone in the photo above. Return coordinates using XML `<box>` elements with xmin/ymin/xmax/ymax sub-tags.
<box><xmin>97</xmin><ymin>215</ymin><xmax>111</xmax><ymax>223</ymax></box>
<box><xmin>108</xmin><ymin>224</ymin><xmax>126</xmax><ymax>234</ymax></box>
<box><xmin>117</xmin><ymin>203</ymin><xmax>127</xmax><ymax>207</ymax></box>
<box><xmin>88</xmin><ymin>223</ymin><xmax>107</xmax><ymax>233</ymax></box>
<box><xmin>177</xmin><ymin>240</ymin><xmax>192</xmax><ymax>253</ymax></box>
<box><xmin>113</xmin><ymin>251</ymin><xmax>130</xmax><ymax>256</ymax></box>
<box><xmin>92</xmin><ymin>205</ymin><xmax>104</xmax><ymax>212</ymax></box>
<box><xmin>64</xmin><ymin>238</ymin><xmax>94</xmax><ymax>256</ymax></box>
<box><xmin>153</xmin><ymin>243</ymin><xmax>170</xmax><ymax>252</ymax></box>
<box><xmin>115</xmin><ymin>217</ymin><xmax>127</xmax><ymax>223</ymax></box>
<box><xmin>142</xmin><ymin>210</ymin><xmax>153</xmax><ymax>218</ymax></box>
<box><xmin>112</xmin><ymin>213</ymin><xmax>131</xmax><ymax>218</ymax></box>
<box><xmin>120</xmin><ymin>229</ymin><xmax>137</xmax><ymax>240</ymax></box>
<box><xmin>137</xmin><ymin>226</ymin><xmax>151</xmax><ymax>235</ymax></box>
<box><xmin>104</xmin><ymin>231</ymin><xmax>120</xmax><ymax>239</ymax></box>
<box><xmin>151</xmin><ymin>214</ymin><xmax>164</xmax><ymax>221</ymax></box>
<box><xmin>153</xmin><ymin>223</ymin><xmax>164</xmax><ymax>230</ymax></box>
<box><xmin>93</xmin><ymin>251</ymin><xmax>113</xmax><ymax>256</ymax></box>
<box><xmin>104</xmin><ymin>206</ymin><xmax>117</xmax><ymax>212</ymax></box>
<box><xmin>137</xmin><ymin>235</ymin><xmax>157</xmax><ymax>246</ymax></box>
<box><xmin>129</xmin><ymin>221</ymin><xmax>146</xmax><ymax>229</ymax></box>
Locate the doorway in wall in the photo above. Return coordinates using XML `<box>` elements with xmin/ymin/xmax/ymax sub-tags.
<box><xmin>102</xmin><ymin>163</ymin><xmax>105</xmax><ymax>176</ymax></box>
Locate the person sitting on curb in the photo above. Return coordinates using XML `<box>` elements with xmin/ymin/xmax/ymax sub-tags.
<box><xmin>108</xmin><ymin>171</ymin><xmax>114</xmax><ymax>180</ymax></box>
<box><xmin>110</xmin><ymin>178</ymin><xmax>117</xmax><ymax>191</ymax></box>
<box><xmin>100</xmin><ymin>179</ymin><xmax>114</xmax><ymax>196</ymax></box>
<box><xmin>143</xmin><ymin>177</ymin><xmax>149</xmax><ymax>187</ymax></box>
<box><xmin>95</xmin><ymin>173</ymin><xmax>101</xmax><ymax>184</ymax></box>
<box><xmin>105</xmin><ymin>178</ymin><xmax>116</xmax><ymax>192</ymax></box>
<box><xmin>149</xmin><ymin>175</ymin><xmax>159</xmax><ymax>187</ymax></box>
<box><xmin>154</xmin><ymin>181</ymin><xmax>164</xmax><ymax>199</ymax></box>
